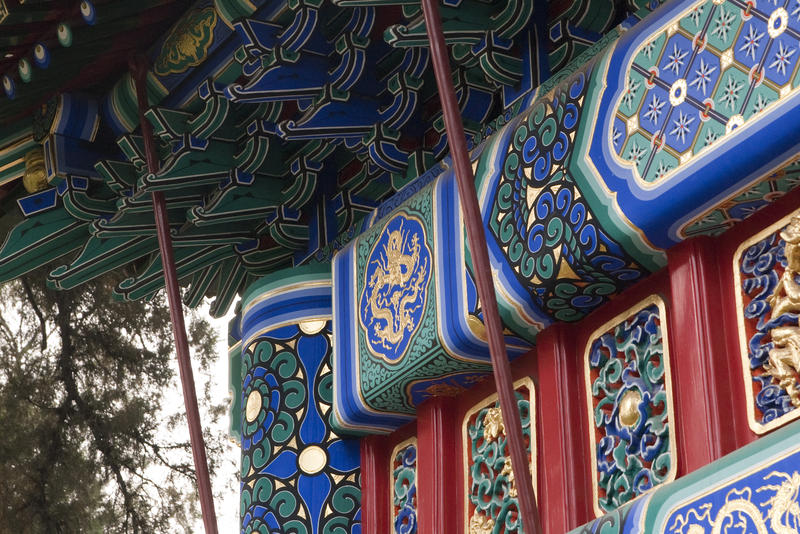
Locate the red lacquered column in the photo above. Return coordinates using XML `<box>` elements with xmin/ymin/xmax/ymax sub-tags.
<box><xmin>667</xmin><ymin>236</ymin><xmax>745</xmax><ymax>473</ymax></box>
<box><xmin>361</xmin><ymin>435</ymin><xmax>391</xmax><ymax>533</ymax></box>
<box><xmin>416</xmin><ymin>397</ymin><xmax>458</xmax><ymax>534</ymax></box>
<box><xmin>535</xmin><ymin>323</ymin><xmax>591</xmax><ymax>532</ymax></box>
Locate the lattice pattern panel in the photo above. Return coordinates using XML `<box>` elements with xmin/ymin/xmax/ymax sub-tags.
<box><xmin>462</xmin><ymin>378</ymin><xmax>536</xmax><ymax>533</ymax></box>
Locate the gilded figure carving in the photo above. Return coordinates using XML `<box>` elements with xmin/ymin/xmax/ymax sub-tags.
<box><xmin>765</xmin><ymin>216</ymin><xmax>800</xmax><ymax>407</ymax></box>
<box><xmin>469</xmin><ymin>511</ymin><xmax>496</xmax><ymax>534</ymax></box>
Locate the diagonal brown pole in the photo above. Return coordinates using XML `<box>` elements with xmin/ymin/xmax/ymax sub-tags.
<box><xmin>420</xmin><ymin>2</ymin><xmax>543</xmax><ymax>532</ymax></box>
<box><xmin>130</xmin><ymin>57</ymin><xmax>219</xmax><ymax>534</ymax></box>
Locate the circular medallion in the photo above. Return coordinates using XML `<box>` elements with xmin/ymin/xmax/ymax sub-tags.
<box><xmin>18</xmin><ymin>59</ymin><xmax>31</xmax><ymax>83</ymax></box>
<box><xmin>669</xmin><ymin>79</ymin><xmax>687</xmax><ymax>106</ymax></box>
<box><xmin>299</xmin><ymin>319</ymin><xmax>327</xmax><ymax>335</ymax></box>
<box><xmin>298</xmin><ymin>445</ymin><xmax>328</xmax><ymax>475</ymax></box>
<box><xmin>359</xmin><ymin>213</ymin><xmax>431</xmax><ymax>363</ymax></box>
<box><xmin>245</xmin><ymin>390</ymin><xmax>262</xmax><ymax>423</ymax></box>
<box><xmin>726</xmin><ymin>114</ymin><xmax>744</xmax><ymax>133</ymax></box>
<box><xmin>619</xmin><ymin>389</ymin><xmax>642</xmax><ymax>427</ymax></box>
<box><xmin>2</xmin><ymin>75</ymin><xmax>14</xmax><ymax>99</ymax></box>
<box><xmin>768</xmin><ymin>8</ymin><xmax>788</xmax><ymax>39</ymax></box>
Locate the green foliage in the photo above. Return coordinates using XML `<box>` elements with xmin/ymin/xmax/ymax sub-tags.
<box><xmin>0</xmin><ymin>269</ymin><xmax>226</xmax><ymax>533</ymax></box>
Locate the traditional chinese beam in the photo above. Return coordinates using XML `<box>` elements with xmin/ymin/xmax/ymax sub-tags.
<box><xmin>130</xmin><ymin>57</ymin><xmax>220</xmax><ymax>534</ymax></box>
<box><xmin>419</xmin><ymin>1</ymin><xmax>542</xmax><ymax>533</ymax></box>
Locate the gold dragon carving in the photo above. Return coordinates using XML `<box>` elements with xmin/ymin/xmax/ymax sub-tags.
<box><xmin>670</xmin><ymin>470</ymin><xmax>800</xmax><ymax>534</ymax></box>
<box><xmin>766</xmin><ymin>215</ymin><xmax>800</xmax><ymax>407</ymax></box>
<box><xmin>365</xmin><ymin>221</ymin><xmax>428</xmax><ymax>350</ymax></box>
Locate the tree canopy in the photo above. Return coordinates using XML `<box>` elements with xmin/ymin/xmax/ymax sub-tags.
<box><xmin>0</xmin><ymin>270</ymin><xmax>228</xmax><ymax>533</ymax></box>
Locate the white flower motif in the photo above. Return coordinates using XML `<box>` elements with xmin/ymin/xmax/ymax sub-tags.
<box><xmin>739</xmin><ymin>24</ymin><xmax>765</xmax><ymax>61</ymax></box>
<box><xmin>769</xmin><ymin>40</ymin><xmax>797</xmax><ymax>76</ymax></box>
<box><xmin>644</xmin><ymin>94</ymin><xmax>666</xmax><ymax>124</ymax></box>
<box><xmin>689</xmin><ymin>58</ymin><xmax>717</xmax><ymax>96</ymax></box>
<box><xmin>622</xmin><ymin>77</ymin><xmax>641</xmax><ymax>110</ymax></box>
<box><xmin>704</xmin><ymin>128</ymin><xmax>719</xmax><ymax>147</ymax></box>
<box><xmin>670</xmin><ymin>110</ymin><xmax>696</xmax><ymax>144</ymax></box>
<box><xmin>654</xmin><ymin>160</ymin><xmax>672</xmax><ymax>180</ymax></box>
<box><xmin>642</xmin><ymin>40</ymin><xmax>656</xmax><ymax>59</ymax></box>
<box><xmin>627</xmin><ymin>140</ymin><xmax>647</xmax><ymax>164</ymax></box>
<box><xmin>612</xmin><ymin>126</ymin><xmax>622</xmax><ymax>148</ymax></box>
<box><xmin>688</xmin><ymin>5</ymin><xmax>704</xmax><ymax>28</ymax></box>
<box><xmin>752</xmin><ymin>93</ymin><xmax>772</xmax><ymax>113</ymax></box>
<box><xmin>663</xmin><ymin>42</ymin><xmax>689</xmax><ymax>75</ymax></box>
<box><xmin>711</xmin><ymin>8</ymin><xmax>736</xmax><ymax>42</ymax></box>
<box><xmin>719</xmin><ymin>75</ymin><xmax>743</xmax><ymax>111</ymax></box>
<box><xmin>793</xmin><ymin>0</ymin><xmax>800</xmax><ymax>21</ymax></box>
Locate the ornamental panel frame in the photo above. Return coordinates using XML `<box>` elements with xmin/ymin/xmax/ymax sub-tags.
<box><xmin>583</xmin><ymin>294</ymin><xmax>677</xmax><ymax>517</ymax></box>
<box><xmin>733</xmin><ymin>208</ymin><xmax>800</xmax><ymax>434</ymax></box>
<box><xmin>461</xmin><ymin>377</ymin><xmax>537</xmax><ymax>533</ymax></box>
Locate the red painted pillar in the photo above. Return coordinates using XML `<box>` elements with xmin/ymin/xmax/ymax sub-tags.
<box><xmin>535</xmin><ymin>323</ymin><xmax>591</xmax><ymax>532</ymax></box>
<box><xmin>361</xmin><ymin>435</ymin><xmax>391</xmax><ymax>533</ymax></box>
<box><xmin>667</xmin><ymin>236</ymin><xmax>745</xmax><ymax>474</ymax></box>
<box><xmin>416</xmin><ymin>397</ymin><xmax>458</xmax><ymax>534</ymax></box>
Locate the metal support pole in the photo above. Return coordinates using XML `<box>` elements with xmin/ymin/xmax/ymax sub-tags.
<box><xmin>130</xmin><ymin>57</ymin><xmax>219</xmax><ymax>534</ymax></box>
<box><xmin>419</xmin><ymin>2</ymin><xmax>543</xmax><ymax>533</ymax></box>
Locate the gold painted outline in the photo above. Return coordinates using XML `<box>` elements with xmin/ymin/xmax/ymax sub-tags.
<box><xmin>582</xmin><ymin>294</ymin><xmax>678</xmax><ymax>517</ymax></box>
<box><xmin>576</xmin><ymin>40</ymin><xmax>665</xmax><ymax>257</ymax></box>
<box><xmin>732</xmin><ymin>208</ymin><xmax>800</xmax><ymax>434</ymax></box>
<box><xmin>389</xmin><ymin>436</ymin><xmax>418</xmax><ymax>532</ymax></box>
<box><xmin>358</xmin><ymin>211</ymin><xmax>432</xmax><ymax>365</ymax></box>
<box><xmin>657</xmin><ymin>441</ymin><xmax>800</xmax><ymax>534</ymax></box>
<box><xmin>461</xmin><ymin>376</ymin><xmax>537</xmax><ymax>532</ymax></box>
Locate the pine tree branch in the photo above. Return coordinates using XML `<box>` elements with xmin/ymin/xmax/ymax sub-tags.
<box><xmin>20</xmin><ymin>277</ymin><xmax>47</xmax><ymax>351</ymax></box>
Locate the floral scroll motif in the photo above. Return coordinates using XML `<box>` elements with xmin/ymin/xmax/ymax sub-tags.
<box><xmin>613</xmin><ymin>0</ymin><xmax>800</xmax><ymax>183</ymax></box>
<box><xmin>463</xmin><ymin>379</ymin><xmax>535</xmax><ymax>533</ymax></box>
<box><xmin>584</xmin><ymin>296</ymin><xmax>676</xmax><ymax>515</ymax></box>
<box><xmin>490</xmin><ymin>69</ymin><xmax>645</xmax><ymax>324</ymax></box>
<box><xmin>735</xmin><ymin>211</ymin><xmax>800</xmax><ymax>434</ymax></box>
<box><xmin>240</xmin><ymin>322</ymin><xmax>361</xmax><ymax>533</ymax></box>
<box><xmin>391</xmin><ymin>438</ymin><xmax>417</xmax><ymax>534</ymax></box>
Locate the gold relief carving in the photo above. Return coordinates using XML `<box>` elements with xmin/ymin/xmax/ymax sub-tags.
<box><xmin>765</xmin><ymin>216</ymin><xmax>800</xmax><ymax>407</ymax></box>
<box><xmin>365</xmin><ymin>223</ymin><xmax>427</xmax><ymax>348</ymax></box>
<box><xmin>619</xmin><ymin>389</ymin><xmax>643</xmax><ymax>428</ymax></box>
<box><xmin>462</xmin><ymin>378</ymin><xmax>536</xmax><ymax>532</ymax></box>
<box><xmin>500</xmin><ymin>458</ymin><xmax>517</xmax><ymax>498</ymax></box>
<box><xmin>422</xmin><ymin>382</ymin><xmax>465</xmax><ymax>397</ymax></box>
<box><xmin>469</xmin><ymin>511</ymin><xmax>495</xmax><ymax>534</ymax></box>
<box><xmin>482</xmin><ymin>406</ymin><xmax>505</xmax><ymax>442</ymax></box>
<box><xmin>154</xmin><ymin>7</ymin><xmax>218</xmax><ymax>76</ymax></box>
<box><xmin>667</xmin><ymin>469</ymin><xmax>800</xmax><ymax>534</ymax></box>
<box><xmin>22</xmin><ymin>148</ymin><xmax>47</xmax><ymax>193</ymax></box>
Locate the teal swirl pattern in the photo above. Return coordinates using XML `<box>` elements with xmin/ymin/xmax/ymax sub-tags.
<box><xmin>392</xmin><ymin>441</ymin><xmax>417</xmax><ymax>534</ymax></box>
<box><xmin>587</xmin><ymin>302</ymin><xmax>674</xmax><ymax>514</ymax></box>
<box><xmin>240</xmin><ymin>323</ymin><xmax>362</xmax><ymax>533</ymax></box>
<box><xmin>488</xmin><ymin>70</ymin><xmax>645</xmax><ymax>323</ymax></box>
<box><xmin>465</xmin><ymin>385</ymin><xmax>533</xmax><ymax>533</ymax></box>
